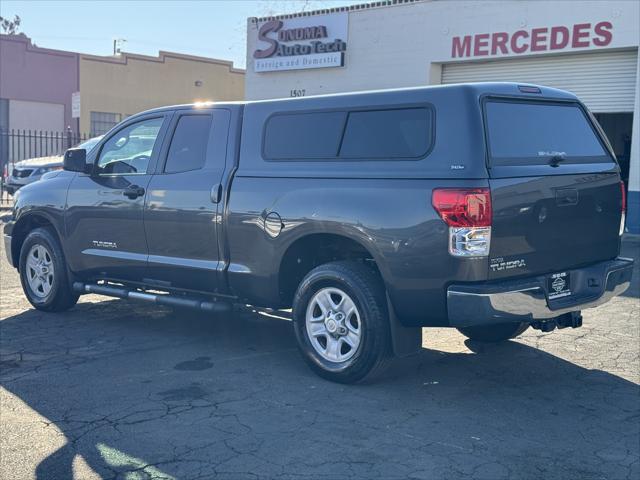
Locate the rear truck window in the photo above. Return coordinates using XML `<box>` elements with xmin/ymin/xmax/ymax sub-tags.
<box><xmin>484</xmin><ymin>100</ymin><xmax>612</xmax><ymax>167</ymax></box>
<box><xmin>263</xmin><ymin>107</ymin><xmax>433</xmax><ymax>160</ymax></box>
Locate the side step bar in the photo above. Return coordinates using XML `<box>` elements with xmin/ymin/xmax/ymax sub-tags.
<box><xmin>73</xmin><ymin>282</ymin><xmax>231</xmax><ymax>313</ymax></box>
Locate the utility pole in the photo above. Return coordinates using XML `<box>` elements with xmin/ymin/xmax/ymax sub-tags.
<box><xmin>113</xmin><ymin>38</ymin><xmax>126</xmax><ymax>55</ymax></box>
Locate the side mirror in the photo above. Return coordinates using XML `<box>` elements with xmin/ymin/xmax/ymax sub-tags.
<box><xmin>63</xmin><ymin>148</ymin><xmax>89</xmax><ymax>173</ymax></box>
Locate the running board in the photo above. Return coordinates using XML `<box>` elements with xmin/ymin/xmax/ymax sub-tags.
<box><xmin>72</xmin><ymin>282</ymin><xmax>231</xmax><ymax>313</ymax></box>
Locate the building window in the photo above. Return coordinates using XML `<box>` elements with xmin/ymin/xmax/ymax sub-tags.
<box><xmin>90</xmin><ymin>112</ymin><xmax>121</xmax><ymax>136</ymax></box>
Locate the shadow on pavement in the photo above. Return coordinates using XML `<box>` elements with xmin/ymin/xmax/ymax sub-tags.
<box><xmin>1</xmin><ymin>296</ymin><xmax>638</xmax><ymax>480</ymax></box>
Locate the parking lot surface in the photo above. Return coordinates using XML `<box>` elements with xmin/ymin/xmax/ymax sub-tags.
<box><xmin>1</xmin><ymin>222</ymin><xmax>639</xmax><ymax>480</ymax></box>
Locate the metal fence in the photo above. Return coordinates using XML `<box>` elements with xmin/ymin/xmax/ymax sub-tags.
<box><xmin>0</xmin><ymin>128</ymin><xmax>89</xmax><ymax>172</ymax></box>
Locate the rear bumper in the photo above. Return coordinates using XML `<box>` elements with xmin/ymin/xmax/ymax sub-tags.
<box><xmin>447</xmin><ymin>257</ymin><xmax>634</xmax><ymax>327</ymax></box>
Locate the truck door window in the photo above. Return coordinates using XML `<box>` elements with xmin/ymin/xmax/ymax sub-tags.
<box><xmin>164</xmin><ymin>114</ymin><xmax>212</xmax><ymax>173</ymax></box>
<box><xmin>96</xmin><ymin>118</ymin><xmax>163</xmax><ymax>175</ymax></box>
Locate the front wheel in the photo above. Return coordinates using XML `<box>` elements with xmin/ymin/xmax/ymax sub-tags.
<box><xmin>292</xmin><ymin>261</ymin><xmax>391</xmax><ymax>384</ymax></box>
<box><xmin>19</xmin><ymin>227</ymin><xmax>79</xmax><ymax>312</ymax></box>
<box><xmin>457</xmin><ymin>322</ymin><xmax>529</xmax><ymax>343</ymax></box>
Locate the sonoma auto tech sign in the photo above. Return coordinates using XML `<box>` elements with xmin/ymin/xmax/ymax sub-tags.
<box><xmin>253</xmin><ymin>13</ymin><xmax>348</xmax><ymax>72</ymax></box>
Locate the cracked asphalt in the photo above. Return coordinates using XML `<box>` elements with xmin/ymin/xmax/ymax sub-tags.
<box><xmin>1</xmin><ymin>224</ymin><xmax>639</xmax><ymax>480</ymax></box>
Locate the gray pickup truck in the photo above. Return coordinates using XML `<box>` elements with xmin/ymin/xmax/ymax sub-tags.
<box><xmin>3</xmin><ymin>83</ymin><xmax>633</xmax><ymax>383</ymax></box>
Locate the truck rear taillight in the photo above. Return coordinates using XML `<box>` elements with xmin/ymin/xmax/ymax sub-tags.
<box><xmin>432</xmin><ymin>188</ymin><xmax>492</xmax><ymax>257</ymax></box>
<box><xmin>620</xmin><ymin>181</ymin><xmax>626</xmax><ymax>236</ymax></box>
<box><xmin>432</xmin><ymin>189</ymin><xmax>492</xmax><ymax>227</ymax></box>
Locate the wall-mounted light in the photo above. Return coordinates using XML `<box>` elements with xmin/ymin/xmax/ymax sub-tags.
<box><xmin>195</xmin><ymin>80</ymin><xmax>203</xmax><ymax>87</ymax></box>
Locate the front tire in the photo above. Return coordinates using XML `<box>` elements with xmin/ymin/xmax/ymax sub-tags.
<box><xmin>19</xmin><ymin>227</ymin><xmax>79</xmax><ymax>312</ymax></box>
<box><xmin>292</xmin><ymin>261</ymin><xmax>392</xmax><ymax>384</ymax></box>
<box><xmin>457</xmin><ymin>322</ymin><xmax>529</xmax><ymax>343</ymax></box>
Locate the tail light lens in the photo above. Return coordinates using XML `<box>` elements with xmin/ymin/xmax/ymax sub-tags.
<box><xmin>432</xmin><ymin>189</ymin><xmax>492</xmax><ymax>227</ymax></box>
<box><xmin>620</xmin><ymin>181</ymin><xmax>626</xmax><ymax>236</ymax></box>
<box><xmin>432</xmin><ymin>188</ymin><xmax>492</xmax><ymax>257</ymax></box>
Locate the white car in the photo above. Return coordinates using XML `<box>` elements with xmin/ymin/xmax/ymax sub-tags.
<box><xmin>3</xmin><ymin>136</ymin><xmax>102</xmax><ymax>194</ymax></box>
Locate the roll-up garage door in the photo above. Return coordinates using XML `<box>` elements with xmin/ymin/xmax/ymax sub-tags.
<box><xmin>441</xmin><ymin>50</ymin><xmax>638</xmax><ymax>113</ymax></box>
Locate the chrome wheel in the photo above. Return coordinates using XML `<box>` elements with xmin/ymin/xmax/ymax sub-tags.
<box><xmin>305</xmin><ymin>287</ymin><xmax>362</xmax><ymax>363</ymax></box>
<box><xmin>26</xmin><ymin>244</ymin><xmax>55</xmax><ymax>298</ymax></box>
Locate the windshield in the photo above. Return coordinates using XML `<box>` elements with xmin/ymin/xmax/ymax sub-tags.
<box><xmin>75</xmin><ymin>136</ymin><xmax>103</xmax><ymax>153</ymax></box>
<box><xmin>485</xmin><ymin>100</ymin><xmax>612</xmax><ymax>166</ymax></box>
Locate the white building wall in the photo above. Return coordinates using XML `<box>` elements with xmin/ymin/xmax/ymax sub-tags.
<box><xmin>246</xmin><ymin>0</ymin><xmax>639</xmax><ymax>100</ymax></box>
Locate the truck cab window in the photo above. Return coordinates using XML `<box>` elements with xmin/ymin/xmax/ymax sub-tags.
<box><xmin>164</xmin><ymin>115</ymin><xmax>213</xmax><ymax>173</ymax></box>
<box><xmin>96</xmin><ymin>118</ymin><xmax>163</xmax><ymax>175</ymax></box>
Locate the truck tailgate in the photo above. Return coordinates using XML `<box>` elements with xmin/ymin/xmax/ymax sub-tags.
<box><xmin>488</xmin><ymin>173</ymin><xmax>621</xmax><ymax>280</ymax></box>
<box><xmin>483</xmin><ymin>97</ymin><xmax>623</xmax><ymax>281</ymax></box>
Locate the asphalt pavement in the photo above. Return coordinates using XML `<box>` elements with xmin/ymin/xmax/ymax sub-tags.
<box><xmin>1</xmin><ymin>225</ymin><xmax>639</xmax><ymax>480</ymax></box>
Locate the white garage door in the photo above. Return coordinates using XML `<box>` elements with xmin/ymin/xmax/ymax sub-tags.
<box><xmin>441</xmin><ymin>50</ymin><xmax>638</xmax><ymax>113</ymax></box>
<box><xmin>9</xmin><ymin>99</ymin><xmax>65</xmax><ymax>132</ymax></box>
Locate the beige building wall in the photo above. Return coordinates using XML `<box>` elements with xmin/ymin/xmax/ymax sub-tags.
<box><xmin>79</xmin><ymin>51</ymin><xmax>244</xmax><ymax>134</ymax></box>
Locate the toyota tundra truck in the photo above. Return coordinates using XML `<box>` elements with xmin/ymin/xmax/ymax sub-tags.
<box><xmin>3</xmin><ymin>83</ymin><xmax>633</xmax><ymax>383</ymax></box>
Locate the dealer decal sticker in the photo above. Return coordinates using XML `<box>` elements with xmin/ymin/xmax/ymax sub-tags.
<box><xmin>490</xmin><ymin>257</ymin><xmax>526</xmax><ymax>272</ymax></box>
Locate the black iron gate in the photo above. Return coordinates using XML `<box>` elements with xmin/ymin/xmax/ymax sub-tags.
<box><xmin>0</xmin><ymin>128</ymin><xmax>90</xmax><ymax>200</ymax></box>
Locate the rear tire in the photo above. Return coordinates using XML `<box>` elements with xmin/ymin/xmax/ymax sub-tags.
<box><xmin>457</xmin><ymin>322</ymin><xmax>529</xmax><ymax>343</ymax></box>
<box><xmin>19</xmin><ymin>227</ymin><xmax>79</xmax><ymax>312</ymax></box>
<box><xmin>292</xmin><ymin>261</ymin><xmax>391</xmax><ymax>384</ymax></box>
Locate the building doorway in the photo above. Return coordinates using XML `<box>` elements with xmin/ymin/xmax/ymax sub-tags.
<box><xmin>594</xmin><ymin>113</ymin><xmax>633</xmax><ymax>193</ymax></box>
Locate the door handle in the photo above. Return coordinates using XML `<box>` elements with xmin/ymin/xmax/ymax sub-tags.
<box><xmin>210</xmin><ymin>183</ymin><xmax>222</xmax><ymax>204</ymax></box>
<box><xmin>123</xmin><ymin>185</ymin><xmax>145</xmax><ymax>199</ymax></box>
